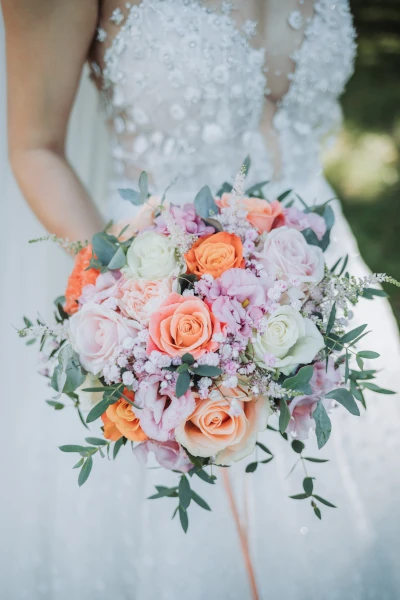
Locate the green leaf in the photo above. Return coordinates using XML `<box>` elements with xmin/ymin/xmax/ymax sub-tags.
<box><xmin>113</xmin><ymin>437</ymin><xmax>126</xmax><ymax>459</ymax></box>
<box><xmin>326</xmin><ymin>303</ymin><xmax>336</xmax><ymax>337</ymax></box>
<box><xmin>177</xmin><ymin>363</ymin><xmax>189</xmax><ymax>373</ymax></box>
<box><xmin>194</xmin><ymin>186</ymin><xmax>218</xmax><ymax>219</ymax></box>
<box><xmin>301</xmin><ymin>228</ymin><xmax>320</xmax><ymax>247</ymax></box>
<box><xmin>362</xmin><ymin>287</ymin><xmax>388</xmax><ymax>300</ymax></box>
<box><xmin>216</xmin><ymin>182</ymin><xmax>233</xmax><ymax>196</ymax></box>
<box><xmin>148</xmin><ymin>486</ymin><xmax>178</xmax><ymax>500</ymax></box>
<box><xmin>313</xmin><ymin>401</ymin><xmax>332</xmax><ymax>449</ymax></box>
<box><xmin>356</xmin><ymin>355</ymin><xmax>364</xmax><ymax>371</ymax></box>
<box><xmin>361</xmin><ymin>382</ymin><xmax>395</xmax><ymax>395</ymax></box>
<box><xmin>245</xmin><ymin>181</ymin><xmax>269</xmax><ymax>197</ymax></box>
<box><xmin>282</xmin><ymin>365</ymin><xmax>314</xmax><ymax>395</ymax></box>
<box><xmin>59</xmin><ymin>445</ymin><xmax>88</xmax><ymax>453</ymax></box>
<box><xmin>350</xmin><ymin>382</ymin><xmax>366</xmax><ymax>408</ymax></box>
<box><xmin>190</xmin><ymin>365</ymin><xmax>222</xmax><ymax>377</ymax></box>
<box><xmin>138</xmin><ymin>171</ymin><xmax>149</xmax><ymax>203</ymax></box>
<box><xmin>92</xmin><ymin>232</ymin><xmax>118</xmax><ymax>266</ymax></box>
<box><xmin>108</xmin><ymin>246</ymin><xmax>126</xmax><ymax>270</ymax></box>
<box><xmin>46</xmin><ymin>400</ymin><xmax>64</xmax><ymax>410</ymax></box>
<box><xmin>191</xmin><ymin>491</ymin><xmax>211</xmax><ymax>511</ymax></box>
<box><xmin>340</xmin><ymin>324</ymin><xmax>367</xmax><ymax>345</ymax></box>
<box><xmin>73</xmin><ymin>458</ymin><xmax>84</xmax><ymax>469</ymax></box>
<box><xmin>330</xmin><ymin>257</ymin><xmax>342</xmax><ymax>274</ymax></box>
<box><xmin>313</xmin><ymin>505</ymin><xmax>322</xmax><ymax>520</ymax></box>
<box><xmin>303</xmin><ymin>457</ymin><xmax>329</xmax><ymax>463</ymax></box>
<box><xmin>118</xmin><ymin>188</ymin><xmax>142</xmax><ymax>205</ymax></box>
<box><xmin>291</xmin><ymin>440</ymin><xmax>305</xmax><ymax>454</ymax></box>
<box><xmin>277</xmin><ymin>189</ymin><xmax>292</xmax><ymax>203</ymax></box>
<box><xmin>260</xmin><ymin>457</ymin><xmax>274</xmax><ymax>465</ymax></box>
<box><xmin>345</xmin><ymin>351</ymin><xmax>350</xmax><ymax>383</ymax></box>
<box><xmin>178</xmin><ymin>475</ymin><xmax>191</xmax><ymax>510</ymax></box>
<box><xmin>256</xmin><ymin>441</ymin><xmax>273</xmax><ymax>456</ymax></box>
<box><xmin>290</xmin><ymin>493</ymin><xmax>308</xmax><ymax>500</ymax></box>
<box><xmin>279</xmin><ymin>398</ymin><xmax>291</xmax><ymax>434</ymax></box>
<box><xmin>313</xmin><ymin>494</ymin><xmax>336</xmax><ymax>508</ymax></box>
<box><xmin>193</xmin><ymin>468</ymin><xmax>216</xmax><ymax>485</ymax></box>
<box><xmin>242</xmin><ymin>155</ymin><xmax>251</xmax><ymax>177</ymax></box>
<box><xmin>181</xmin><ymin>353</ymin><xmax>195</xmax><ymax>366</ymax></box>
<box><xmin>176</xmin><ymin>370</ymin><xmax>191</xmax><ymax>398</ymax></box>
<box><xmin>357</xmin><ymin>351</ymin><xmax>380</xmax><ymax>359</ymax></box>
<box><xmin>179</xmin><ymin>506</ymin><xmax>189</xmax><ymax>533</ymax></box>
<box><xmin>78</xmin><ymin>456</ymin><xmax>93</xmax><ymax>487</ymax></box>
<box><xmin>303</xmin><ymin>477</ymin><xmax>314</xmax><ymax>496</ymax></box>
<box><xmin>85</xmin><ymin>437</ymin><xmax>107</xmax><ymax>447</ymax></box>
<box><xmin>338</xmin><ymin>253</ymin><xmax>349</xmax><ymax>276</ymax></box>
<box><xmin>86</xmin><ymin>398</ymin><xmax>110</xmax><ymax>424</ymax></box>
<box><xmin>325</xmin><ymin>388</ymin><xmax>360</xmax><ymax>416</ymax></box>
<box><xmin>245</xmin><ymin>462</ymin><xmax>258</xmax><ymax>473</ymax></box>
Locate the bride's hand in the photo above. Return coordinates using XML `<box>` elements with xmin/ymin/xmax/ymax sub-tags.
<box><xmin>3</xmin><ymin>0</ymin><xmax>104</xmax><ymax>242</ymax></box>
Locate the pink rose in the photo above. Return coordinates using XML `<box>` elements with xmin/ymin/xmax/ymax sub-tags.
<box><xmin>255</xmin><ymin>226</ymin><xmax>325</xmax><ymax>289</ymax></box>
<box><xmin>283</xmin><ymin>207</ymin><xmax>327</xmax><ymax>241</ymax></box>
<box><xmin>80</xmin><ymin>272</ymin><xmax>121</xmax><ymax>306</ymax></box>
<box><xmin>69</xmin><ymin>303</ymin><xmax>140</xmax><ymax>375</ymax></box>
<box><xmin>175</xmin><ymin>387</ymin><xmax>272</xmax><ymax>465</ymax></box>
<box><xmin>135</xmin><ymin>381</ymin><xmax>196</xmax><ymax>442</ymax></box>
<box><xmin>117</xmin><ymin>277</ymin><xmax>173</xmax><ymax>325</ymax></box>
<box><xmin>133</xmin><ymin>440</ymin><xmax>192</xmax><ymax>473</ymax></box>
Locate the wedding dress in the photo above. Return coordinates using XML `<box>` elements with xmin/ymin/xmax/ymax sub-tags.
<box><xmin>1</xmin><ymin>2</ymin><xmax>400</xmax><ymax>599</ymax></box>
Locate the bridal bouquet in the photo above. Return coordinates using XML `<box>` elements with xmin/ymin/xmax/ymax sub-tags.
<box><xmin>21</xmin><ymin>164</ymin><xmax>397</xmax><ymax>531</ymax></box>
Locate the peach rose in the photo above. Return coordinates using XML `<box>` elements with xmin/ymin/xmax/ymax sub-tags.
<box><xmin>175</xmin><ymin>387</ymin><xmax>272</xmax><ymax>465</ymax></box>
<box><xmin>184</xmin><ymin>232</ymin><xmax>245</xmax><ymax>279</ymax></box>
<box><xmin>109</xmin><ymin>196</ymin><xmax>162</xmax><ymax>241</ymax></box>
<box><xmin>147</xmin><ymin>292</ymin><xmax>224</xmax><ymax>359</ymax></box>
<box><xmin>101</xmin><ymin>392</ymin><xmax>148</xmax><ymax>442</ymax></box>
<box><xmin>117</xmin><ymin>277</ymin><xmax>173</xmax><ymax>325</ymax></box>
<box><xmin>218</xmin><ymin>193</ymin><xmax>284</xmax><ymax>233</ymax></box>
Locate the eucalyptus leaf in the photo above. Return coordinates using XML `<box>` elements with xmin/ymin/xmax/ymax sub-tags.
<box><xmin>301</xmin><ymin>228</ymin><xmax>320</xmax><ymax>247</ymax></box>
<box><xmin>282</xmin><ymin>365</ymin><xmax>314</xmax><ymax>395</ymax></box>
<box><xmin>194</xmin><ymin>185</ymin><xmax>218</xmax><ymax>219</ymax></box>
<box><xmin>85</xmin><ymin>437</ymin><xmax>107</xmax><ymax>447</ymax></box>
<box><xmin>179</xmin><ymin>506</ymin><xmax>189</xmax><ymax>533</ymax></box>
<box><xmin>78</xmin><ymin>456</ymin><xmax>93</xmax><ymax>486</ymax></box>
<box><xmin>313</xmin><ymin>401</ymin><xmax>332</xmax><ymax>449</ymax></box>
<box><xmin>245</xmin><ymin>462</ymin><xmax>258</xmax><ymax>473</ymax></box>
<box><xmin>191</xmin><ymin>490</ymin><xmax>211</xmax><ymax>511</ymax></box>
<box><xmin>303</xmin><ymin>477</ymin><xmax>314</xmax><ymax>496</ymax></box>
<box><xmin>190</xmin><ymin>365</ymin><xmax>222</xmax><ymax>377</ymax></box>
<box><xmin>92</xmin><ymin>232</ymin><xmax>118</xmax><ymax>266</ymax></box>
<box><xmin>313</xmin><ymin>494</ymin><xmax>336</xmax><ymax>508</ymax></box>
<box><xmin>108</xmin><ymin>246</ymin><xmax>126</xmax><ymax>270</ymax></box>
<box><xmin>178</xmin><ymin>476</ymin><xmax>191</xmax><ymax>510</ymax></box>
<box><xmin>357</xmin><ymin>351</ymin><xmax>380</xmax><ymax>359</ymax></box>
<box><xmin>291</xmin><ymin>440</ymin><xmax>305</xmax><ymax>454</ymax></box>
<box><xmin>325</xmin><ymin>388</ymin><xmax>360</xmax><ymax>416</ymax></box>
<box><xmin>361</xmin><ymin>382</ymin><xmax>395</xmax><ymax>395</ymax></box>
<box><xmin>176</xmin><ymin>370</ymin><xmax>191</xmax><ymax>398</ymax></box>
<box><xmin>326</xmin><ymin>303</ymin><xmax>336</xmax><ymax>337</ymax></box>
<box><xmin>118</xmin><ymin>188</ymin><xmax>142</xmax><ymax>205</ymax></box>
<box><xmin>340</xmin><ymin>324</ymin><xmax>367</xmax><ymax>345</ymax></box>
<box><xmin>279</xmin><ymin>398</ymin><xmax>291</xmax><ymax>434</ymax></box>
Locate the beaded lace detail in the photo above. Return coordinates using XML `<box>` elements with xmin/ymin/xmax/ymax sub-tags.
<box><xmin>92</xmin><ymin>0</ymin><xmax>356</xmax><ymax>214</ymax></box>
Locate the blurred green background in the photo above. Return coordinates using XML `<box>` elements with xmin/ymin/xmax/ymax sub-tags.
<box><xmin>324</xmin><ymin>0</ymin><xmax>400</xmax><ymax>325</ymax></box>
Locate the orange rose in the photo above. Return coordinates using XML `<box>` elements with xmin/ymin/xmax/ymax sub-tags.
<box><xmin>147</xmin><ymin>292</ymin><xmax>224</xmax><ymax>359</ymax></box>
<box><xmin>64</xmin><ymin>245</ymin><xmax>99</xmax><ymax>315</ymax></box>
<box><xmin>101</xmin><ymin>392</ymin><xmax>148</xmax><ymax>442</ymax></box>
<box><xmin>175</xmin><ymin>387</ymin><xmax>272</xmax><ymax>465</ymax></box>
<box><xmin>184</xmin><ymin>232</ymin><xmax>245</xmax><ymax>279</ymax></box>
<box><xmin>218</xmin><ymin>193</ymin><xmax>284</xmax><ymax>234</ymax></box>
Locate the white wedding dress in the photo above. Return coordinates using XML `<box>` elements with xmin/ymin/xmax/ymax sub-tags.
<box><xmin>1</xmin><ymin>2</ymin><xmax>400</xmax><ymax>599</ymax></box>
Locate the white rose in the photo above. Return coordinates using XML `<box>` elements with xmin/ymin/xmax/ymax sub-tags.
<box><xmin>77</xmin><ymin>374</ymin><xmax>103</xmax><ymax>412</ymax></box>
<box><xmin>252</xmin><ymin>306</ymin><xmax>325</xmax><ymax>375</ymax></box>
<box><xmin>123</xmin><ymin>231</ymin><xmax>179</xmax><ymax>280</ymax></box>
<box><xmin>69</xmin><ymin>303</ymin><xmax>140</xmax><ymax>375</ymax></box>
<box><xmin>255</xmin><ymin>226</ymin><xmax>325</xmax><ymax>289</ymax></box>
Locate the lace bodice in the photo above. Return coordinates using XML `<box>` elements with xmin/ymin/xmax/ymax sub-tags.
<box><xmin>91</xmin><ymin>0</ymin><xmax>356</xmax><ymax>216</ymax></box>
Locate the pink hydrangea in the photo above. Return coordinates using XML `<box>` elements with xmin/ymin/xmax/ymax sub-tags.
<box><xmin>155</xmin><ymin>204</ymin><xmax>215</xmax><ymax>237</ymax></box>
<box><xmin>133</xmin><ymin>440</ymin><xmax>192</xmax><ymax>473</ymax></box>
<box><xmin>283</xmin><ymin>207</ymin><xmax>327</xmax><ymax>241</ymax></box>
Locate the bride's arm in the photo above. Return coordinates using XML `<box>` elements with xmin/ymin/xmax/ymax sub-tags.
<box><xmin>3</xmin><ymin>0</ymin><xmax>104</xmax><ymax>241</ymax></box>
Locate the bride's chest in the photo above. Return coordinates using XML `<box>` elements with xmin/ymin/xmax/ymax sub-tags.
<box><xmin>90</xmin><ymin>0</ymin><xmax>356</xmax><ymax>157</ymax></box>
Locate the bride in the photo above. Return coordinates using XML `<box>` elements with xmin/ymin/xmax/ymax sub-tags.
<box><xmin>1</xmin><ymin>1</ymin><xmax>400</xmax><ymax>599</ymax></box>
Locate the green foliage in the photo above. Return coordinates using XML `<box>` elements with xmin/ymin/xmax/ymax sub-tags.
<box><xmin>194</xmin><ymin>185</ymin><xmax>219</xmax><ymax>219</ymax></box>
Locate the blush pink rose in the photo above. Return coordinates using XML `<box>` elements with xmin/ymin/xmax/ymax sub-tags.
<box><xmin>175</xmin><ymin>387</ymin><xmax>272</xmax><ymax>465</ymax></box>
<box><xmin>80</xmin><ymin>272</ymin><xmax>121</xmax><ymax>307</ymax></box>
<box><xmin>255</xmin><ymin>226</ymin><xmax>325</xmax><ymax>288</ymax></box>
<box><xmin>283</xmin><ymin>207</ymin><xmax>327</xmax><ymax>241</ymax></box>
<box><xmin>147</xmin><ymin>292</ymin><xmax>224</xmax><ymax>359</ymax></box>
<box><xmin>69</xmin><ymin>303</ymin><xmax>140</xmax><ymax>375</ymax></box>
<box><xmin>133</xmin><ymin>440</ymin><xmax>192</xmax><ymax>473</ymax></box>
<box><xmin>218</xmin><ymin>194</ymin><xmax>284</xmax><ymax>233</ymax></box>
<box><xmin>117</xmin><ymin>277</ymin><xmax>173</xmax><ymax>325</ymax></box>
<box><xmin>135</xmin><ymin>381</ymin><xmax>196</xmax><ymax>442</ymax></box>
